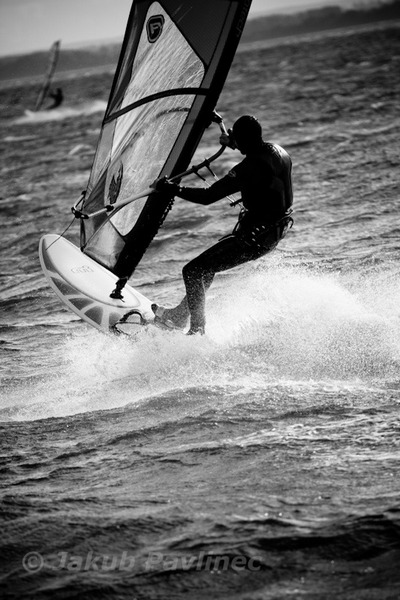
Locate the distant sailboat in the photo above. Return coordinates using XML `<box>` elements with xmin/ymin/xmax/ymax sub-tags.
<box><xmin>34</xmin><ymin>40</ymin><xmax>61</xmax><ymax>111</ymax></box>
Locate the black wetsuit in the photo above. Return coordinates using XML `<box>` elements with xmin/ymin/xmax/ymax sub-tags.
<box><xmin>48</xmin><ymin>88</ymin><xmax>63</xmax><ymax>109</ymax></box>
<box><xmin>175</xmin><ymin>142</ymin><xmax>293</xmax><ymax>331</ymax></box>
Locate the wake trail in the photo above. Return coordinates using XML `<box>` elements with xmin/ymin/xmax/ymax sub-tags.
<box><xmin>13</xmin><ymin>100</ymin><xmax>107</xmax><ymax>125</ymax></box>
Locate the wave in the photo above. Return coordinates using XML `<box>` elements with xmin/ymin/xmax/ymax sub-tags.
<box><xmin>13</xmin><ymin>100</ymin><xmax>107</xmax><ymax>125</ymax></box>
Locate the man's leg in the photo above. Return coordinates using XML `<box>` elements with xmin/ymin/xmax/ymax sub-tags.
<box><xmin>182</xmin><ymin>262</ymin><xmax>214</xmax><ymax>333</ymax></box>
<box><xmin>153</xmin><ymin>224</ymin><xmax>286</xmax><ymax>331</ymax></box>
<box><xmin>182</xmin><ymin>235</ymin><xmax>256</xmax><ymax>333</ymax></box>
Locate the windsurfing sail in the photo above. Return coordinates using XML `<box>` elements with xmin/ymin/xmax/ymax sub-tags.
<box><xmin>78</xmin><ymin>0</ymin><xmax>252</xmax><ymax>279</ymax></box>
<box><xmin>34</xmin><ymin>40</ymin><xmax>61</xmax><ymax>111</ymax></box>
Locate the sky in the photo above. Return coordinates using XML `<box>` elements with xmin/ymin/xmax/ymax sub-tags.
<box><xmin>0</xmin><ymin>0</ymin><xmax>380</xmax><ymax>58</ymax></box>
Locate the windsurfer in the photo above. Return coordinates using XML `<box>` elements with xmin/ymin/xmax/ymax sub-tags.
<box><xmin>48</xmin><ymin>87</ymin><xmax>63</xmax><ymax>109</ymax></box>
<box><xmin>152</xmin><ymin>115</ymin><xmax>294</xmax><ymax>335</ymax></box>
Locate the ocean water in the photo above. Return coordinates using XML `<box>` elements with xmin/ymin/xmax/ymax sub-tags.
<box><xmin>1</xmin><ymin>23</ymin><xmax>400</xmax><ymax>600</ymax></box>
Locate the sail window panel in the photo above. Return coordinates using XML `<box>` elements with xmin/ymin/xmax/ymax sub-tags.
<box><xmin>81</xmin><ymin>0</ymin><xmax>251</xmax><ymax>275</ymax></box>
<box><xmin>84</xmin><ymin>220</ymin><xmax>126</xmax><ymax>270</ymax></box>
<box><xmin>110</xmin><ymin>93</ymin><xmax>197</xmax><ymax>237</ymax></box>
<box><xmin>104</xmin><ymin>2</ymin><xmax>206</xmax><ymax>237</ymax></box>
<box><xmin>87</xmin><ymin>1</ymin><xmax>204</xmax><ymax>213</ymax></box>
<box><xmin>110</xmin><ymin>1</ymin><xmax>204</xmax><ymax>149</ymax></box>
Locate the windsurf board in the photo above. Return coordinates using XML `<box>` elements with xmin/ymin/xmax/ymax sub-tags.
<box><xmin>39</xmin><ymin>234</ymin><xmax>155</xmax><ymax>335</ymax></box>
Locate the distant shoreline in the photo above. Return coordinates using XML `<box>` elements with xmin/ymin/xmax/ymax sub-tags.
<box><xmin>2</xmin><ymin>19</ymin><xmax>399</xmax><ymax>88</ymax></box>
<box><xmin>240</xmin><ymin>0</ymin><xmax>400</xmax><ymax>44</ymax></box>
<box><xmin>1</xmin><ymin>4</ymin><xmax>399</xmax><ymax>84</ymax></box>
<box><xmin>237</xmin><ymin>18</ymin><xmax>400</xmax><ymax>53</ymax></box>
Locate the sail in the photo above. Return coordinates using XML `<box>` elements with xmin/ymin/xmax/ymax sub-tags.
<box><xmin>34</xmin><ymin>40</ymin><xmax>61</xmax><ymax>111</ymax></box>
<box><xmin>80</xmin><ymin>0</ymin><xmax>252</xmax><ymax>278</ymax></box>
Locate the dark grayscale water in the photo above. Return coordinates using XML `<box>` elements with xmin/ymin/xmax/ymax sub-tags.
<box><xmin>1</xmin><ymin>22</ymin><xmax>400</xmax><ymax>600</ymax></box>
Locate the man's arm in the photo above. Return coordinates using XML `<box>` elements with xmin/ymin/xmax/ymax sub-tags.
<box><xmin>177</xmin><ymin>173</ymin><xmax>241</xmax><ymax>205</ymax></box>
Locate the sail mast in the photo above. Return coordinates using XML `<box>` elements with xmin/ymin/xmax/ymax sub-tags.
<box><xmin>34</xmin><ymin>40</ymin><xmax>61</xmax><ymax>112</ymax></box>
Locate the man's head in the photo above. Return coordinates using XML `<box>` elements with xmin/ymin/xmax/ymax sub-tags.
<box><xmin>231</xmin><ymin>115</ymin><xmax>263</xmax><ymax>154</ymax></box>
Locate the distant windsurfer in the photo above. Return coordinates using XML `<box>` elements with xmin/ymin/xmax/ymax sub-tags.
<box><xmin>47</xmin><ymin>87</ymin><xmax>63</xmax><ymax>109</ymax></box>
<box><xmin>152</xmin><ymin>115</ymin><xmax>294</xmax><ymax>335</ymax></box>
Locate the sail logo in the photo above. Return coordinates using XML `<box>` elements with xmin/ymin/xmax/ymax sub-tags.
<box><xmin>71</xmin><ymin>266</ymin><xmax>94</xmax><ymax>274</ymax></box>
<box><xmin>108</xmin><ymin>163</ymin><xmax>123</xmax><ymax>205</ymax></box>
<box><xmin>236</xmin><ymin>0</ymin><xmax>252</xmax><ymax>37</ymax></box>
<box><xmin>146</xmin><ymin>15</ymin><xmax>164</xmax><ymax>43</ymax></box>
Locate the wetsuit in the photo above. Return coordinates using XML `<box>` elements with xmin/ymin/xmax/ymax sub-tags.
<box><xmin>171</xmin><ymin>142</ymin><xmax>293</xmax><ymax>332</ymax></box>
<box><xmin>48</xmin><ymin>88</ymin><xmax>63</xmax><ymax>109</ymax></box>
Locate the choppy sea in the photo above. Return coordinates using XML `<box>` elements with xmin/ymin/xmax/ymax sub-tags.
<box><xmin>1</xmin><ymin>22</ymin><xmax>400</xmax><ymax>600</ymax></box>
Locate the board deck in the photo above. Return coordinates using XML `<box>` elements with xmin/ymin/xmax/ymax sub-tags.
<box><xmin>39</xmin><ymin>234</ymin><xmax>155</xmax><ymax>334</ymax></box>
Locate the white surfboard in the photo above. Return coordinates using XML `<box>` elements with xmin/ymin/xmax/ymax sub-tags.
<box><xmin>39</xmin><ymin>234</ymin><xmax>155</xmax><ymax>335</ymax></box>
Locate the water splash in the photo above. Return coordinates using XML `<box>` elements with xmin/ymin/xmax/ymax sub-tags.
<box><xmin>13</xmin><ymin>100</ymin><xmax>107</xmax><ymax>125</ymax></box>
<box><xmin>210</xmin><ymin>259</ymin><xmax>400</xmax><ymax>379</ymax></box>
<box><xmin>2</xmin><ymin>260</ymin><xmax>399</xmax><ymax>421</ymax></box>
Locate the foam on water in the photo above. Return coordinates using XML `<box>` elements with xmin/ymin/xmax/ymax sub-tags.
<box><xmin>13</xmin><ymin>100</ymin><xmax>107</xmax><ymax>124</ymax></box>
<box><xmin>211</xmin><ymin>256</ymin><xmax>400</xmax><ymax>360</ymax></box>
<box><xmin>2</xmin><ymin>259</ymin><xmax>399</xmax><ymax>422</ymax></box>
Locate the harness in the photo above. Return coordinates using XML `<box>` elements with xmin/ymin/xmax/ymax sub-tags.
<box><xmin>232</xmin><ymin>208</ymin><xmax>294</xmax><ymax>251</ymax></box>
